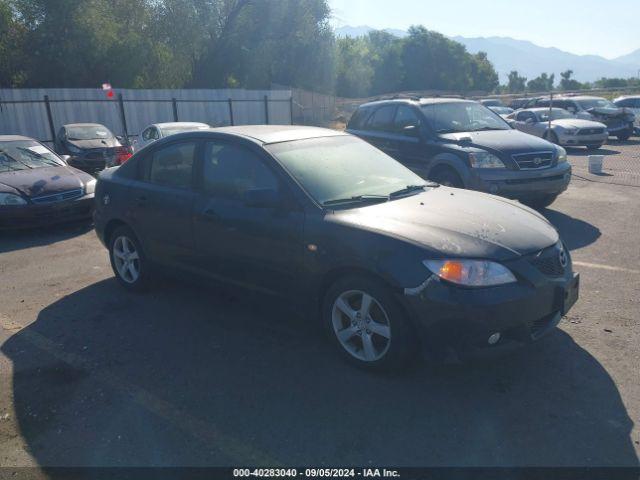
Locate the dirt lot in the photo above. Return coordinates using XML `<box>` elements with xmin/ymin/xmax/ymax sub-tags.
<box><xmin>1</xmin><ymin>144</ymin><xmax>639</xmax><ymax>472</ymax></box>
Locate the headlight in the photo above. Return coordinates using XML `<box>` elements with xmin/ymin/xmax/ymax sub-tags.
<box><xmin>556</xmin><ymin>146</ymin><xmax>567</xmax><ymax>164</ymax></box>
<box><xmin>0</xmin><ymin>193</ymin><xmax>27</xmax><ymax>206</ymax></box>
<box><xmin>85</xmin><ymin>179</ymin><xmax>97</xmax><ymax>195</ymax></box>
<box><xmin>563</xmin><ymin>129</ymin><xmax>577</xmax><ymax>135</ymax></box>
<box><xmin>468</xmin><ymin>151</ymin><xmax>505</xmax><ymax>169</ymax></box>
<box><xmin>423</xmin><ymin>259</ymin><xmax>516</xmax><ymax>287</ymax></box>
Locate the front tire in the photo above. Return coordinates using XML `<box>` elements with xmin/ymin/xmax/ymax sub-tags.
<box><xmin>524</xmin><ymin>194</ymin><xmax>558</xmax><ymax>210</ymax></box>
<box><xmin>323</xmin><ymin>275</ymin><xmax>417</xmax><ymax>371</ymax></box>
<box><xmin>429</xmin><ymin>167</ymin><xmax>463</xmax><ymax>188</ymax></box>
<box><xmin>109</xmin><ymin>225</ymin><xmax>152</xmax><ymax>292</ymax></box>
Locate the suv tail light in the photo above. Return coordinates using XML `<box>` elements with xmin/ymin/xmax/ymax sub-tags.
<box><xmin>115</xmin><ymin>146</ymin><xmax>132</xmax><ymax>165</ymax></box>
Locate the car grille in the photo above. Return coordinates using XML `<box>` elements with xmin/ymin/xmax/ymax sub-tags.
<box><xmin>577</xmin><ymin>128</ymin><xmax>605</xmax><ymax>135</ymax></box>
<box><xmin>31</xmin><ymin>188</ymin><xmax>84</xmax><ymax>204</ymax></box>
<box><xmin>512</xmin><ymin>151</ymin><xmax>554</xmax><ymax>170</ymax></box>
<box><xmin>529</xmin><ymin>244</ymin><xmax>566</xmax><ymax>277</ymax></box>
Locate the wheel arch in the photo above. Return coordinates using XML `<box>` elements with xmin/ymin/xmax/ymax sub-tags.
<box><xmin>426</xmin><ymin>153</ymin><xmax>469</xmax><ymax>186</ymax></box>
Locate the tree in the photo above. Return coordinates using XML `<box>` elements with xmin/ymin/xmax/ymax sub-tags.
<box><xmin>559</xmin><ymin>70</ymin><xmax>584</xmax><ymax>91</ymax></box>
<box><xmin>469</xmin><ymin>51</ymin><xmax>499</xmax><ymax>92</ymax></box>
<box><xmin>334</xmin><ymin>36</ymin><xmax>373</xmax><ymax>97</ymax></box>
<box><xmin>506</xmin><ymin>70</ymin><xmax>527</xmax><ymax>93</ymax></box>
<box><xmin>0</xmin><ymin>1</ymin><xmax>27</xmax><ymax>86</ymax></box>
<box><xmin>527</xmin><ymin>73</ymin><xmax>555</xmax><ymax>92</ymax></box>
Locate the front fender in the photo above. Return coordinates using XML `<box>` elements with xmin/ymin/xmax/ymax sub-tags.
<box><xmin>427</xmin><ymin>153</ymin><xmax>471</xmax><ymax>187</ymax></box>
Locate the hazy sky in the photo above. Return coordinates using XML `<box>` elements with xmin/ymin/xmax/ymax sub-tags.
<box><xmin>329</xmin><ymin>0</ymin><xmax>639</xmax><ymax>59</ymax></box>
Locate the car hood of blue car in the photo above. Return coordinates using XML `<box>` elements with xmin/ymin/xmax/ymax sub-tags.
<box><xmin>439</xmin><ymin>128</ymin><xmax>557</xmax><ymax>155</ymax></box>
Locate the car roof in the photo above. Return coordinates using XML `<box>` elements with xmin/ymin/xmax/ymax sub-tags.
<box><xmin>0</xmin><ymin>135</ymin><xmax>36</xmax><ymax>142</ymax></box>
<box><xmin>210</xmin><ymin>125</ymin><xmax>348</xmax><ymax>144</ymax></box>
<box><xmin>359</xmin><ymin>97</ymin><xmax>472</xmax><ymax>109</ymax></box>
<box><xmin>62</xmin><ymin>123</ymin><xmax>109</xmax><ymax>128</ymax></box>
<box><xmin>154</xmin><ymin>122</ymin><xmax>209</xmax><ymax>129</ymax></box>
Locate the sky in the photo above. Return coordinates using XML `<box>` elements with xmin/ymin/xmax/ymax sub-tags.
<box><xmin>329</xmin><ymin>0</ymin><xmax>639</xmax><ymax>59</ymax></box>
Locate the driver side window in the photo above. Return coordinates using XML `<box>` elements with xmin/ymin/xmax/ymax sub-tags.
<box><xmin>393</xmin><ymin>106</ymin><xmax>421</xmax><ymax>136</ymax></box>
<box><xmin>202</xmin><ymin>142</ymin><xmax>279</xmax><ymax>200</ymax></box>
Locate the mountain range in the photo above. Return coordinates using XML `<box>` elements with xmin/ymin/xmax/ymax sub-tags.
<box><xmin>335</xmin><ymin>26</ymin><xmax>640</xmax><ymax>84</ymax></box>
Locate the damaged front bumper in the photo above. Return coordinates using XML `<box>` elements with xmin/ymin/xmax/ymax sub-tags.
<box><xmin>397</xmin><ymin>249</ymin><xmax>580</xmax><ymax>363</ymax></box>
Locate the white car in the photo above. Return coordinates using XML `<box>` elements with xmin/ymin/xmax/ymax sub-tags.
<box><xmin>133</xmin><ymin>122</ymin><xmax>210</xmax><ymax>152</ymax></box>
<box><xmin>507</xmin><ymin>108</ymin><xmax>608</xmax><ymax>150</ymax></box>
<box><xmin>613</xmin><ymin>96</ymin><xmax>640</xmax><ymax>135</ymax></box>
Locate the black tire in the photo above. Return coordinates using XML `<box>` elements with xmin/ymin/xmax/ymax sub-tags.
<box><xmin>524</xmin><ymin>195</ymin><xmax>558</xmax><ymax>210</ymax></box>
<box><xmin>108</xmin><ymin>225</ymin><xmax>152</xmax><ymax>292</ymax></box>
<box><xmin>544</xmin><ymin>131</ymin><xmax>560</xmax><ymax>145</ymax></box>
<box><xmin>587</xmin><ymin>144</ymin><xmax>603</xmax><ymax>151</ymax></box>
<box><xmin>429</xmin><ymin>167</ymin><xmax>463</xmax><ymax>188</ymax></box>
<box><xmin>322</xmin><ymin>275</ymin><xmax>418</xmax><ymax>371</ymax></box>
<box><xmin>617</xmin><ymin>132</ymin><xmax>631</xmax><ymax>141</ymax></box>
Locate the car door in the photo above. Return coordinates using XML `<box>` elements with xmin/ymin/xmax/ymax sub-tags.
<box><xmin>359</xmin><ymin>105</ymin><xmax>398</xmax><ymax>155</ymax></box>
<box><xmin>385</xmin><ymin>105</ymin><xmax>427</xmax><ymax>172</ymax></box>
<box><xmin>191</xmin><ymin>140</ymin><xmax>304</xmax><ymax>296</ymax></box>
<box><xmin>128</xmin><ymin>140</ymin><xmax>199</xmax><ymax>266</ymax></box>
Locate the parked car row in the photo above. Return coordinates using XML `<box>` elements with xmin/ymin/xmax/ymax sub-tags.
<box><xmin>491</xmin><ymin>95</ymin><xmax>638</xmax><ymax>141</ymax></box>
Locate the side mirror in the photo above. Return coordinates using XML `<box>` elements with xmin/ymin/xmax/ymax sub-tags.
<box><xmin>243</xmin><ymin>188</ymin><xmax>281</xmax><ymax>209</ymax></box>
<box><xmin>60</xmin><ymin>155</ymin><xmax>71</xmax><ymax>163</ymax></box>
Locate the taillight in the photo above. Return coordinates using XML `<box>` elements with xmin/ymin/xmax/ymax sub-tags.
<box><xmin>115</xmin><ymin>146</ymin><xmax>132</xmax><ymax>165</ymax></box>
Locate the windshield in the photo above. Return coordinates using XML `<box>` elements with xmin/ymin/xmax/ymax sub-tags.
<box><xmin>266</xmin><ymin>135</ymin><xmax>427</xmax><ymax>207</ymax></box>
<box><xmin>537</xmin><ymin>109</ymin><xmax>574</xmax><ymax>121</ymax></box>
<box><xmin>576</xmin><ymin>98</ymin><xmax>616</xmax><ymax>110</ymax></box>
<box><xmin>66</xmin><ymin>125</ymin><xmax>114</xmax><ymax>140</ymax></box>
<box><xmin>0</xmin><ymin>141</ymin><xmax>65</xmax><ymax>172</ymax></box>
<box><xmin>162</xmin><ymin>125</ymin><xmax>209</xmax><ymax>136</ymax></box>
<box><xmin>421</xmin><ymin>102</ymin><xmax>510</xmax><ymax>133</ymax></box>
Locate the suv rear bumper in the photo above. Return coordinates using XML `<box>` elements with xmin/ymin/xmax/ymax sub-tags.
<box><xmin>467</xmin><ymin>163</ymin><xmax>571</xmax><ymax>201</ymax></box>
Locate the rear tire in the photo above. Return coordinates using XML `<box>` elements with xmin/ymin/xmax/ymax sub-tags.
<box><xmin>429</xmin><ymin>167</ymin><xmax>463</xmax><ymax>188</ymax></box>
<box><xmin>323</xmin><ymin>275</ymin><xmax>418</xmax><ymax>371</ymax></box>
<box><xmin>617</xmin><ymin>132</ymin><xmax>631</xmax><ymax>141</ymax></box>
<box><xmin>109</xmin><ymin>225</ymin><xmax>152</xmax><ymax>292</ymax></box>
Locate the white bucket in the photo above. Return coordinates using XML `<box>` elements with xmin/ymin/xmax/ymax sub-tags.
<box><xmin>588</xmin><ymin>155</ymin><xmax>604</xmax><ymax>174</ymax></box>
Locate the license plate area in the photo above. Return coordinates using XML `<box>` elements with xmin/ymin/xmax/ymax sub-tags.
<box><xmin>561</xmin><ymin>273</ymin><xmax>580</xmax><ymax>315</ymax></box>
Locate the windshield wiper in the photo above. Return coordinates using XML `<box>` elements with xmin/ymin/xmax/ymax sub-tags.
<box><xmin>15</xmin><ymin>147</ymin><xmax>60</xmax><ymax>167</ymax></box>
<box><xmin>388</xmin><ymin>184</ymin><xmax>431</xmax><ymax>198</ymax></box>
<box><xmin>472</xmin><ymin>126</ymin><xmax>505</xmax><ymax>131</ymax></box>
<box><xmin>322</xmin><ymin>194</ymin><xmax>389</xmax><ymax>207</ymax></box>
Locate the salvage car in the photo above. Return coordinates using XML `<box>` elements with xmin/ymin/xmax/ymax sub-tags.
<box><xmin>488</xmin><ymin>106</ymin><xmax>514</xmax><ymax>118</ymax></box>
<box><xmin>480</xmin><ymin>99</ymin><xmax>505</xmax><ymax>107</ymax></box>
<box><xmin>507</xmin><ymin>108</ymin><xmax>608</xmax><ymax>150</ymax></box>
<box><xmin>613</xmin><ymin>96</ymin><xmax>640</xmax><ymax>135</ymax></box>
<box><xmin>0</xmin><ymin>135</ymin><xmax>95</xmax><ymax>228</ymax></box>
<box><xmin>55</xmin><ymin>123</ymin><xmax>132</xmax><ymax>173</ymax></box>
<box><xmin>347</xmin><ymin>97</ymin><xmax>571</xmax><ymax>209</ymax></box>
<box><xmin>133</xmin><ymin>122</ymin><xmax>210</xmax><ymax>152</ymax></box>
<box><xmin>532</xmin><ymin>96</ymin><xmax>635</xmax><ymax>141</ymax></box>
<box><xmin>94</xmin><ymin>126</ymin><xmax>580</xmax><ymax>370</ymax></box>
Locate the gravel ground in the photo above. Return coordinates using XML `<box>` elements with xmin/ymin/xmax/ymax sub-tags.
<box><xmin>0</xmin><ymin>148</ymin><xmax>639</xmax><ymax>473</ymax></box>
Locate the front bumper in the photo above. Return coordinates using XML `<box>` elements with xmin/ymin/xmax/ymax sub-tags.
<box><xmin>467</xmin><ymin>163</ymin><xmax>572</xmax><ymax>201</ymax></box>
<box><xmin>399</xmin><ymin>248</ymin><xmax>579</xmax><ymax>362</ymax></box>
<box><xmin>558</xmin><ymin>132</ymin><xmax>607</xmax><ymax>147</ymax></box>
<box><xmin>0</xmin><ymin>194</ymin><xmax>94</xmax><ymax>229</ymax></box>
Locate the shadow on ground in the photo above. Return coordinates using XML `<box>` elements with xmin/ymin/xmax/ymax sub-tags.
<box><xmin>542</xmin><ymin>207</ymin><xmax>601</xmax><ymax>251</ymax></box>
<box><xmin>0</xmin><ymin>221</ymin><xmax>93</xmax><ymax>254</ymax></box>
<box><xmin>1</xmin><ymin>277</ymin><xmax>637</xmax><ymax>468</ymax></box>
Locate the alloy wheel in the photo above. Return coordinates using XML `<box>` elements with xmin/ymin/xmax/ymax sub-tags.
<box><xmin>112</xmin><ymin>235</ymin><xmax>141</xmax><ymax>284</ymax></box>
<box><xmin>331</xmin><ymin>290</ymin><xmax>392</xmax><ymax>362</ymax></box>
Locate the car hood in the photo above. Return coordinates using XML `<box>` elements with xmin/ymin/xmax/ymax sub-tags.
<box><xmin>0</xmin><ymin>166</ymin><xmax>93</xmax><ymax>198</ymax></box>
<box><xmin>66</xmin><ymin>138</ymin><xmax>120</xmax><ymax>150</ymax></box>
<box><xmin>328</xmin><ymin>187</ymin><xmax>559</xmax><ymax>261</ymax></box>
<box><xmin>552</xmin><ymin>118</ymin><xmax>607</xmax><ymax>129</ymax></box>
<box><xmin>439</xmin><ymin>128</ymin><xmax>555</xmax><ymax>155</ymax></box>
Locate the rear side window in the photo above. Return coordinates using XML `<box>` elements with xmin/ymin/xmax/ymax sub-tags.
<box><xmin>366</xmin><ymin>105</ymin><xmax>396</xmax><ymax>131</ymax></box>
<box><xmin>148</xmin><ymin>142</ymin><xmax>196</xmax><ymax>189</ymax></box>
<box><xmin>202</xmin><ymin>142</ymin><xmax>278</xmax><ymax>200</ymax></box>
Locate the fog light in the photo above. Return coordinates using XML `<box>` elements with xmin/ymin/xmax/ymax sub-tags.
<box><xmin>488</xmin><ymin>332</ymin><xmax>501</xmax><ymax>345</ymax></box>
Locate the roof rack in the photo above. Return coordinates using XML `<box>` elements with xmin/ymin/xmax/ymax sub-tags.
<box><xmin>369</xmin><ymin>94</ymin><xmax>422</xmax><ymax>102</ymax></box>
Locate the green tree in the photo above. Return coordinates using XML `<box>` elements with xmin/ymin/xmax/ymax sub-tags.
<box><xmin>0</xmin><ymin>1</ymin><xmax>27</xmax><ymax>86</ymax></box>
<box><xmin>334</xmin><ymin>36</ymin><xmax>373</xmax><ymax>97</ymax></box>
<box><xmin>527</xmin><ymin>73</ymin><xmax>555</xmax><ymax>92</ymax></box>
<box><xmin>506</xmin><ymin>70</ymin><xmax>527</xmax><ymax>93</ymax></box>
<box><xmin>469</xmin><ymin>51</ymin><xmax>499</xmax><ymax>92</ymax></box>
<box><xmin>559</xmin><ymin>70</ymin><xmax>584</xmax><ymax>91</ymax></box>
